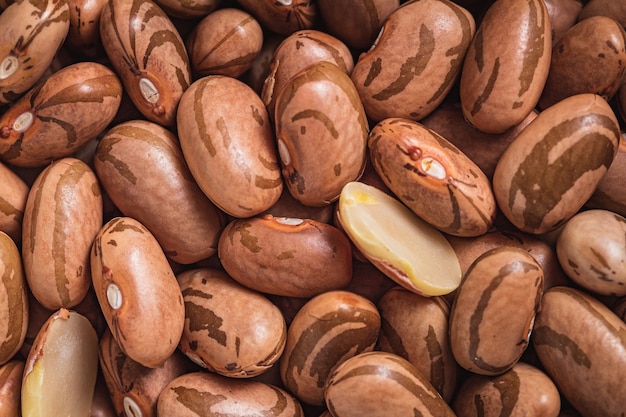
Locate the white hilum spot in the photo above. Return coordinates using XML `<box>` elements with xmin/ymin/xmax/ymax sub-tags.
<box><xmin>139</xmin><ymin>78</ymin><xmax>159</xmax><ymax>104</ymax></box>
<box><xmin>276</xmin><ymin>217</ymin><xmax>303</xmax><ymax>226</ymax></box>
<box><xmin>0</xmin><ymin>56</ymin><xmax>18</xmax><ymax>79</ymax></box>
<box><xmin>107</xmin><ymin>283</ymin><xmax>122</xmax><ymax>310</ymax></box>
<box><xmin>421</xmin><ymin>157</ymin><xmax>446</xmax><ymax>180</ymax></box>
<box><xmin>277</xmin><ymin>139</ymin><xmax>291</xmax><ymax>166</ymax></box>
<box><xmin>123</xmin><ymin>397</ymin><xmax>142</xmax><ymax>417</ymax></box>
<box><xmin>13</xmin><ymin>112</ymin><xmax>34</xmax><ymax>132</ymax></box>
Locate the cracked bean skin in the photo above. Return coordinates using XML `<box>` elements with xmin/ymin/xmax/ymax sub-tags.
<box><xmin>449</xmin><ymin>246</ymin><xmax>544</xmax><ymax>376</ymax></box>
<box><xmin>460</xmin><ymin>0</ymin><xmax>551</xmax><ymax>133</ymax></box>
<box><xmin>0</xmin><ymin>61</ymin><xmax>122</xmax><ymax>167</ymax></box>
<box><xmin>90</xmin><ymin>216</ymin><xmax>185</xmax><ymax>369</ymax></box>
<box><xmin>280</xmin><ymin>290</ymin><xmax>380</xmax><ymax>406</ymax></box>
<box><xmin>452</xmin><ymin>362</ymin><xmax>560</xmax><ymax>417</ymax></box>
<box><xmin>94</xmin><ymin>119</ymin><xmax>225</xmax><ymax>265</ymax></box>
<box><xmin>99</xmin><ymin>0</ymin><xmax>191</xmax><ymax>127</ymax></box>
<box><xmin>0</xmin><ymin>232</ymin><xmax>27</xmax><ymax>366</ymax></box>
<box><xmin>218</xmin><ymin>215</ymin><xmax>352</xmax><ymax>298</ymax></box>
<box><xmin>351</xmin><ymin>0</ymin><xmax>475</xmax><ymax>122</ymax></box>
<box><xmin>0</xmin><ymin>0</ymin><xmax>70</xmax><ymax>105</ymax></box>
<box><xmin>22</xmin><ymin>157</ymin><xmax>102</xmax><ymax>310</ymax></box>
<box><xmin>556</xmin><ymin>209</ymin><xmax>626</xmax><ymax>296</ymax></box>
<box><xmin>493</xmin><ymin>93</ymin><xmax>620</xmax><ymax>235</ymax></box>
<box><xmin>532</xmin><ymin>286</ymin><xmax>626</xmax><ymax>417</ymax></box>
<box><xmin>177</xmin><ymin>75</ymin><xmax>283</xmax><ymax>218</ymax></box>
<box><xmin>368</xmin><ymin>117</ymin><xmax>496</xmax><ymax>237</ymax></box>
<box><xmin>274</xmin><ymin>61</ymin><xmax>368</xmax><ymax>206</ymax></box>
<box><xmin>376</xmin><ymin>286</ymin><xmax>457</xmax><ymax>402</ymax></box>
<box><xmin>177</xmin><ymin>267</ymin><xmax>287</xmax><ymax>378</ymax></box>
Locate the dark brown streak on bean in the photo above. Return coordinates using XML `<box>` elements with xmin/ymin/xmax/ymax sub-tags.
<box><xmin>425</xmin><ymin>325</ymin><xmax>446</xmax><ymax>395</ymax></box>
<box><xmin>96</xmin><ymin>136</ymin><xmax>138</xmax><ymax>185</ymax></box>
<box><xmin>196</xmin><ymin>16</ymin><xmax>255</xmax><ymax>67</ymax></box>
<box><xmin>0</xmin><ymin>197</ymin><xmax>22</xmax><ymax>224</ymax></box>
<box><xmin>107</xmin><ymin>0</ymin><xmax>140</xmax><ymax>76</ymax></box>
<box><xmin>378</xmin><ymin>316</ymin><xmax>410</xmax><ymax>359</ymax></box>
<box><xmin>470</xmin><ymin>57</ymin><xmax>500</xmax><ymax>117</ymax></box>
<box><xmin>182</xmin><ymin>296</ymin><xmax>228</xmax><ymax>348</ymax></box>
<box><xmin>533</xmin><ymin>325</ymin><xmax>591</xmax><ymax>368</ymax></box>
<box><xmin>194</xmin><ymin>80</ymin><xmax>216</xmax><ymax>157</ymax></box>
<box><xmin>517</xmin><ymin>0</ymin><xmax>546</xmax><ymax>97</ymax></box>
<box><xmin>426</xmin><ymin>0</ymin><xmax>474</xmax><ymax>106</ymax></box>
<box><xmin>284</xmin><ymin>310</ymin><xmax>379</xmax><ymax>392</ymax></box>
<box><xmin>372</xmin><ymin>24</ymin><xmax>436</xmax><ymax>101</ymax></box>
<box><xmin>291</xmin><ymin>109</ymin><xmax>339</xmax><ymax>139</ymax></box>
<box><xmin>508</xmin><ymin>115</ymin><xmax>618</xmax><ymax>230</ymax></box>
<box><xmin>330</xmin><ymin>363</ymin><xmax>447</xmax><ymax>413</ymax></box>
<box><xmin>36</xmin><ymin>75</ymin><xmax>121</xmax><ymax>111</ymax></box>
<box><xmin>448</xmin><ymin>177</ymin><xmax>493</xmax><ymax>228</ymax></box>
<box><xmin>144</xmin><ymin>29</ymin><xmax>188</xmax><ymax>72</ymax></box>
<box><xmin>468</xmin><ymin>260</ymin><xmax>540</xmax><ymax>373</ymax></box>
<box><xmin>172</xmin><ymin>386</ymin><xmax>228</xmax><ymax>414</ymax></box>
<box><xmin>492</xmin><ymin>368</ymin><xmax>521</xmax><ymax>417</ymax></box>
<box><xmin>0</xmin><ymin>242</ymin><xmax>24</xmax><ymax>360</ymax></box>
<box><xmin>363</xmin><ymin>0</ymin><xmax>381</xmax><ymax>42</ymax></box>
<box><xmin>298</xmin><ymin>32</ymin><xmax>349</xmax><ymax>72</ymax></box>
<box><xmin>37</xmin><ymin>115</ymin><xmax>78</xmax><ymax>147</ymax></box>
<box><xmin>15</xmin><ymin>1</ymin><xmax>69</xmax><ymax>54</ymax></box>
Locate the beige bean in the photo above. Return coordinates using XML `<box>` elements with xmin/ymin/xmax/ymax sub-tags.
<box><xmin>236</xmin><ymin>0</ymin><xmax>316</xmax><ymax>35</ymax></box>
<box><xmin>98</xmin><ymin>329</ymin><xmax>193</xmax><ymax>417</ymax></box>
<box><xmin>0</xmin><ymin>232</ymin><xmax>27</xmax><ymax>366</ymax></box>
<box><xmin>262</xmin><ymin>29</ymin><xmax>354</xmax><ymax>120</ymax></box>
<box><xmin>556</xmin><ymin>209</ymin><xmax>626</xmax><ymax>296</ymax></box>
<box><xmin>177</xmin><ymin>268</ymin><xmax>286</xmax><ymax>378</ymax></box>
<box><xmin>0</xmin><ymin>360</ymin><xmax>24</xmax><ymax>417</ymax></box>
<box><xmin>274</xmin><ymin>61</ymin><xmax>368</xmax><ymax>206</ymax></box>
<box><xmin>368</xmin><ymin>118</ymin><xmax>496</xmax><ymax>237</ymax></box>
<box><xmin>218</xmin><ymin>215</ymin><xmax>352</xmax><ymax>298</ymax></box>
<box><xmin>452</xmin><ymin>362</ymin><xmax>560</xmax><ymax>417</ymax></box>
<box><xmin>177</xmin><ymin>75</ymin><xmax>283</xmax><ymax>218</ymax></box>
<box><xmin>280</xmin><ymin>290</ymin><xmax>380</xmax><ymax>406</ymax></box>
<box><xmin>90</xmin><ymin>216</ymin><xmax>185</xmax><ymax>368</ymax></box>
<box><xmin>0</xmin><ymin>0</ymin><xmax>70</xmax><ymax>105</ymax></box>
<box><xmin>317</xmin><ymin>0</ymin><xmax>399</xmax><ymax>50</ymax></box>
<box><xmin>94</xmin><ymin>119</ymin><xmax>225</xmax><ymax>264</ymax></box>
<box><xmin>493</xmin><ymin>93</ymin><xmax>620</xmax><ymax>234</ymax></box>
<box><xmin>0</xmin><ymin>162</ymin><xmax>27</xmax><ymax>244</ymax></box>
<box><xmin>324</xmin><ymin>351</ymin><xmax>455</xmax><ymax>417</ymax></box>
<box><xmin>22</xmin><ymin>158</ymin><xmax>102</xmax><ymax>310</ymax></box>
<box><xmin>460</xmin><ymin>0</ymin><xmax>551</xmax><ymax>133</ymax></box>
<box><xmin>100</xmin><ymin>0</ymin><xmax>191</xmax><ymax>127</ymax></box>
<box><xmin>376</xmin><ymin>286</ymin><xmax>457</xmax><ymax>402</ymax></box>
<box><xmin>351</xmin><ymin>0</ymin><xmax>475</xmax><ymax>122</ymax></box>
<box><xmin>21</xmin><ymin>309</ymin><xmax>99</xmax><ymax>417</ymax></box>
<box><xmin>0</xmin><ymin>62</ymin><xmax>122</xmax><ymax>167</ymax></box>
<box><xmin>450</xmin><ymin>246</ymin><xmax>544</xmax><ymax>375</ymax></box>
<box><xmin>157</xmin><ymin>371</ymin><xmax>304</xmax><ymax>416</ymax></box>
<box><xmin>186</xmin><ymin>8</ymin><xmax>263</xmax><ymax>78</ymax></box>
<box><xmin>539</xmin><ymin>16</ymin><xmax>626</xmax><ymax>109</ymax></box>
<box><xmin>532</xmin><ymin>286</ymin><xmax>626</xmax><ymax>417</ymax></box>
